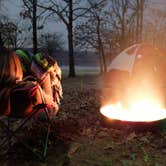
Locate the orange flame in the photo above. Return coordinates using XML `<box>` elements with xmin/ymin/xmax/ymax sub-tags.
<box><xmin>102</xmin><ymin>44</ymin><xmax>166</xmax><ymax>122</ymax></box>
<box><xmin>100</xmin><ymin>100</ymin><xmax>166</xmax><ymax>122</ymax></box>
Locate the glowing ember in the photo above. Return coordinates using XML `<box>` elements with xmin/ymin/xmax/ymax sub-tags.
<box><xmin>100</xmin><ymin>100</ymin><xmax>166</xmax><ymax>122</ymax></box>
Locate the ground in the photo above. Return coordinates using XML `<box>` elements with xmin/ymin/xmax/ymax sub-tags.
<box><xmin>1</xmin><ymin>75</ymin><xmax>166</xmax><ymax>166</ymax></box>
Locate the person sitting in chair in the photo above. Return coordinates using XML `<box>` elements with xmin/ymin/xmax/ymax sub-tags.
<box><xmin>15</xmin><ymin>49</ymin><xmax>63</xmax><ymax>112</ymax></box>
<box><xmin>0</xmin><ymin>47</ymin><xmax>59</xmax><ymax>117</ymax></box>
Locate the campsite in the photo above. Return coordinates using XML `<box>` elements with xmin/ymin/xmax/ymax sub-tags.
<box><xmin>1</xmin><ymin>75</ymin><xmax>166</xmax><ymax>165</ymax></box>
<box><xmin>0</xmin><ymin>0</ymin><xmax>166</xmax><ymax>166</ymax></box>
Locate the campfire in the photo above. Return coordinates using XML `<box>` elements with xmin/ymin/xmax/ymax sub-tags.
<box><xmin>101</xmin><ymin>44</ymin><xmax>166</xmax><ymax>123</ymax></box>
<box><xmin>100</xmin><ymin>100</ymin><xmax>166</xmax><ymax>122</ymax></box>
<box><xmin>100</xmin><ymin>83</ymin><xmax>166</xmax><ymax>122</ymax></box>
<box><xmin>100</xmin><ymin>77</ymin><xmax>166</xmax><ymax>122</ymax></box>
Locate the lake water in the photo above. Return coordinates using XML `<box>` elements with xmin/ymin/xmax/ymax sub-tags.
<box><xmin>61</xmin><ymin>65</ymin><xmax>100</xmax><ymax>76</ymax></box>
<box><xmin>61</xmin><ymin>65</ymin><xmax>100</xmax><ymax>70</ymax></box>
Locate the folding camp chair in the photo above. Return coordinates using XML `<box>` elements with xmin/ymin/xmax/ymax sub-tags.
<box><xmin>0</xmin><ymin>83</ymin><xmax>53</xmax><ymax>161</ymax></box>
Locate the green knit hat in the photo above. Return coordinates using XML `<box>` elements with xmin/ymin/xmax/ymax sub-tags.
<box><xmin>15</xmin><ymin>49</ymin><xmax>32</xmax><ymax>72</ymax></box>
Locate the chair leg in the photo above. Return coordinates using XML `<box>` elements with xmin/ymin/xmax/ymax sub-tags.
<box><xmin>44</xmin><ymin>107</ymin><xmax>53</xmax><ymax>125</ymax></box>
<box><xmin>0</xmin><ymin>119</ymin><xmax>44</xmax><ymax>161</ymax></box>
<box><xmin>43</xmin><ymin>123</ymin><xmax>51</xmax><ymax>158</ymax></box>
<box><xmin>0</xmin><ymin>106</ymin><xmax>53</xmax><ymax>161</ymax></box>
<box><xmin>0</xmin><ymin>120</ymin><xmax>10</xmax><ymax>147</ymax></box>
<box><xmin>7</xmin><ymin>117</ymin><xmax>12</xmax><ymax>149</ymax></box>
<box><xmin>0</xmin><ymin>108</ymin><xmax>40</xmax><ymax>147</ymax></box>
<box><xmin>42</xmin><ymin>107</ymin><xmax>53</xmax><ymax>157</ymax></box>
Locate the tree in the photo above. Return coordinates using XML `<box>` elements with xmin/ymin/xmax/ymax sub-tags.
<box><xmin>32</xmin><ymin>0</ymin><xmax>37</xmax><ymax>53</ymax></box>
<box><xmin>38</xmin><ymin>0</ymin><xmax>106</xmax><ymax>77</ymax></box>
<box><xmin>38</xmin><ymin>32</ymin><xmax>65</xmax><ymax>57</ymax></box>
<box><xmin>0</xmin><ymin>22</ymin><xmax>4</xmax><ymax>46</ymax></box>
<box><xmin>143</xmin><ymin>9</ymin><xmax>166</xmax><ymax>48</ymax></box>
<box><xmin>0</xmin><ymin>17</ymin><xmax>30</xmax><ymax>49</ymax></box>
<box><xmin>74</xmin><ymin>0</ymin><xmax>108</xmax><ymax>73</ymax></box>
<box><xmin>0</xmin><ymin>17</ymin><xmax>18</xmax><ymax>48</ymax></box>
<box><xmin>106</xmin><ymin>0</ymin><xmax>145</xmax><ymax>49</ymax></box>
<box><xmin>129</xmin><ymin>0</ymin><xmax>145</xmax><ymax>42</ymax></box>
<box><xmin>20</xmin><ymin>0</ymin><xmax>38</xmax><ymax>53</ymax></box>
<box><xmin>0</xmin><ymin>0</ymin><xmax>6</xmax><ymax>46</ymax></box>
<box><xmin>108</xmin><ymin>0</ymin><xmax>131</xmax><ymax>49</ymax></box>
<box><xmin>20</xmin><ymin>0</ymin><xmax>46</xmax><ymax>54</ymax></box>
<box><xmin>137</xmin><ymin>0</ymin><xmax>144</xmax><ymax>42</ymax></box>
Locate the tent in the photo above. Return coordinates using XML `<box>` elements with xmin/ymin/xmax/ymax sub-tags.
<box><xmin>106</xmin><ymin>43</ymin><xmax>166</xmax><ymax>104</ymax></box>
<box><xmin>108</xmin><ymin>43</ymin><xmax>166</xmax><ymax>86</ymax></box>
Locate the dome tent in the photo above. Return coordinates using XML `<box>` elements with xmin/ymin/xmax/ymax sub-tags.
<box><xmin>106</xmin><ymin>43</ymin><xmax>166</xmax><ymax>104</ymax></box>
<box><xmin>108</xmin><ymin>43</ymin><xmax>166</xmax><ymax>84</ymax></box>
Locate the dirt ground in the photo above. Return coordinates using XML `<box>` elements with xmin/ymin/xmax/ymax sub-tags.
<box><xmin>1</xmin><ymin>75</ymin><xmax>166</xmax><ymax>166</ymax></box>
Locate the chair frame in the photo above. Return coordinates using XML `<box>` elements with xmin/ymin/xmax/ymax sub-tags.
<box><xmin>0</xmin><ymin>102</ymin><xmax>53</xmax><ymax>161</ymax></box>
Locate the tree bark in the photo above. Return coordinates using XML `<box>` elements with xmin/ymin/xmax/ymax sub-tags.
<box><xmin>32</xmin><ymin>0</ymin><xmax>37</xmax><ymax>54</ymax></box>
<box><xmin>100</xmin><ymin>42</ymin><xmax>107</xmax><ymax>72</ymax></box>
<box><xmin>68</xmin><ymin>0</ymin><xmax>76</xmax><ymax>77</ymax></box>
<box><xmin>139</xmin><ymin>0</ymin><xmax>144</xmax><ymax>42</ymax></box>
<box><xmin>120</xmin><ymin>0</ymin><xmax>127</xmax><ymax>49</ymax></box>
<box><xmin>0</xmin><ymin>32</ymin><xmax>3</xmax><ymax>46</ymax></box>
<box><xmin>136</xmin><ymin>0</ymin><xmax>140</xmax><ymax>42</ymax></box>
<box><xmin>99</xmin><ymin>51</ymin><xmax>104</xmax><ymax>74</ymax></box>
<box><xmin>136</xmin><ymin>0</ymin><xmax>144</xmax><ymax>42</ymax></box>
<box><xmin>97</xmin><ymin>16</ymin><xmax>107</xmax><ymax>73</ymax></box>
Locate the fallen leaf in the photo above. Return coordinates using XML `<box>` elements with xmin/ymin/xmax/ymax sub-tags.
<box><xmin>68</xmin><ymin>143</ymin><xmax>81</xmax><ymax>156</ymax></box>
<box><xmin>161</xmin><ymin>148</ymin><xmax>166</xmax><ymax>154</ymax></box>
<box><xmin>104</xmin><ymin>144</ymin><xmax>114</xmax><ymax>150</ymax></box>
<box><xmin>98</xmin><ymin>131</ymin><xmax>110</xmax><ymax>138</ymax></box>
<box><xmin>126</xmin><ymin>132</ymin><xmax>137</xmax><ymax>141</ymax></box>
<box><xmin>81</xmin><ymin>128</ymin><xmax>93</xmax><ymax>137</ymax></box>
<box><xmin>139</xmin><ymin>136</ymin><xmax>149</xmax><ymax>143</ymax></box>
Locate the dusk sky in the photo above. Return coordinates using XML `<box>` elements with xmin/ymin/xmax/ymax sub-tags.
<box><xmin>1</xmin><ymin>0</ymin><xmax>166</xmax><ymax>47</ymax></box>
<box><xmin>4</xmin><ymin>0</ymin><xmax>166</xmax><ymax>33</ymax></box>
<box><xmin>4</xmin><ymin>0</ymin><xmax>66</xmax><ymax>34</ymax></box>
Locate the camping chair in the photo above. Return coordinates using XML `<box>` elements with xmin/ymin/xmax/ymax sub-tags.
<box><xmin>0</xmin><ymin>82</ymin><xmax>53</xmax><ymax>161</ymax></box>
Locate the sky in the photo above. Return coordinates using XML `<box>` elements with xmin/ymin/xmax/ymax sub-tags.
<box><xmin>2</xmin><ymin>0</ymin><xmax>166</xmax><ymax>47</ymax></box>
<box><xmin>2</xmin><ymin>0</ymin><xmax>67</xmax><ymax>47</ymax></box>
<box><xmin>4</xmin><ymin>0</ymin><xmax>66</xmax><ymax>34</ymax></box>
<box><xmin>5</xmin><ymin>0</ymin><xmax>166</xmax><ymax>29</ymax></box>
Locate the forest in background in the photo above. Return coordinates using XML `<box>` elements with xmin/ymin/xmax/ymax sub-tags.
<box><xmin>0</xmin><ymin>0</ymin><xmax>166</xmax><ymax>76</ymax></box>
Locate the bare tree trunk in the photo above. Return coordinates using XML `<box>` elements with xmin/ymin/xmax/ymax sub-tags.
<box><xmin>68</xmin><ymin>0</ymin><xmax>75</xmax><ymax>77</ymax></box>
<box><xmin>0</xmin><ymin>23</ymin><xmax>3</xmax><ymax>46</ymax></box>
<box><xmin>120</xmin><ymin>0</ymin><xmax>127</xmax><ymax>49</ymax></box>
<box><xmin>96</xmin><ymin>16</ymin><xmax>107</xmax><ymax>73</ymax></box>
<box><xmin>139</xmin><ymin>0</ymin><xmax>144</xmax><ymax>42</ymax></box>
<box><xmin>97</xmin><ymin>39</ymin><xmax>104</xmax><ymax>74</ymax></box>
<box><xmin>0</xmin><ymin>32</ymin><xmax>3</xmax><ymax>46</ymax></box>
<box><xmin>98</xmin><ymin>50</ymin><xmax>104</xmax><ymax>74</ymax></box>
<box><xmin>100</xmin><ymin>42</ymin><xmax>107</xmax><ymax>72</ymax></box>
<box><xmin>33</xmin><ymin>0</ymin><xmax>37</xmax><ymax>54</ymax></box>
<box><xmin>14</xmin><ymin>34</ymin><xmax>17</xmax><ymax>48</ymax></box>
<box><xmin>136</xmin><ymin>0</ymin><xmax>144</xmax><ymax>42</ymax></box>
<box><xmin>136</xmin><ymin>0</ymin><xmax>140</xmax><ymax>42</ymax></box>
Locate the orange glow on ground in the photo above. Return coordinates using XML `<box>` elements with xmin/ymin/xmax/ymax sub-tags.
<box><xmin>100</xmin><ymin>100</ymin><xmax>166</xmax><ymax>122</ymax></box>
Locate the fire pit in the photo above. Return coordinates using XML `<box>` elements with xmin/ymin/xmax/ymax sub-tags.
<box><xmin>100</xmin><ymin>101</ymin><xmax>166</xmax><ymax>131</ymax></box>
<box><xmin>101</xmin><ymin>43</ymin><xmax>166</xmax><ymax>131</ymax></box>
